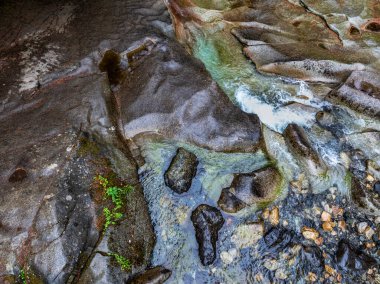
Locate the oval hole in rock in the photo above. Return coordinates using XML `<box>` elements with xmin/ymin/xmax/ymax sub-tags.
<box><xmin>366</xmin><ymin>22</ymin><xmax>380</xmax><ymax>32</ymax></box>
<box><xmin>8</xmin><ymin>168</ymin><xmax>27</xmax><ymax>183</ymax></box>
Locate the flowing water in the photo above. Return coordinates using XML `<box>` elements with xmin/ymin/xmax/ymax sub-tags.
<box><xmin>136</xmin><ymin>2</ymin><xmax>380</xmax><ymax>283</ymax></box>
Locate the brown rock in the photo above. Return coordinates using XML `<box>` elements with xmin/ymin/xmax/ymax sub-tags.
<box><xmin>338</xmin><ymin>220</ymin><xmax>346</xmax><ymax>231</ymax></box>
<box><xmin>302</xmin><ymin>227</ymin><xmax>319</xmax><ymax>241</ymax></box>
<box><xmin>325</xmin><ymin>264</ymin><xmax>336</xmax><ymax>276</ymax></box>
<box><xmin>322</xmin><ymin>221</ymin><xmax>335</xmax><ymax>232</ymax></box>
<box><xmin>269</xmin><ymin>207</ymin><xmax>280</xmax><ymax>226</ymax></box>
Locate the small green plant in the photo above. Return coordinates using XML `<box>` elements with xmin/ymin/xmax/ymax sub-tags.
<box><xmin>95</xmin><ymin>175</ymin><xmax>133</xmax><ymax>231</ymax></box>
<box><xmin>109</xmin><ymin>252</ymin><xmax>131</xmax><ymax>271</ymax></box>
<box><xmin>19</xmin><ymin>269</ymin><xmax>26</xmax><ymax>284</ymax></box>
<box><xmin>103</xmin><ymin>207</ymin><xmax>123</xmax><ymax>230</ymax></box>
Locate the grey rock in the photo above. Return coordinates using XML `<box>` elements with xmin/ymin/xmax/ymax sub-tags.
<box><xmin>164</xmin><ymin>148</ymin><xmax>198</xmax><ymax>194</ymax></box>
<box><xmin>336</xmin><ymin>240</ymin><xmax>377</xmax><ymax>272</ymax></box>
<box><xmin>218</xmin><ymin>167</ymin><xmax>281</xmax><ymax>213</ymax></box>
<box><xmin>127</xmin><ymin>266</ymin><xmax>171</xmax><ymax>284</ymax></box>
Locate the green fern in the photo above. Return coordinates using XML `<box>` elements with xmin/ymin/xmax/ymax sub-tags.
<box><xmin>95</xmin><ymin>175</ymin><xmax>133</xmax><ymax>231</ymax></box>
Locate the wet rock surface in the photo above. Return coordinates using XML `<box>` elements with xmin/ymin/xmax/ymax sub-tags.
<box><xmin>1</xmin><ymin>0</ymin><xmax>380</xmax><ymax>283</ymax></box>
<box><xmin>127</xmin><ymin>266</ymin><xmax>172</xmax><ymax>284</ymax></box>
<box><xmin>218</xmin><ymin>166</ymin><xmax>281</xmax><ymax>213</ymax></box>
<box><xmin>336</xmin><ymin>240</ymin><xmax>377</xmax><ymax>273</ymax></box>
<box><xmin>191</xmin><ymin>205</ymin><xmax>225</xmax><ymax>265</ymax></box>
<box><xmin>164</xmin><ymin>148</ymin><xmax>198</xmax><ymax>194</ymax></box>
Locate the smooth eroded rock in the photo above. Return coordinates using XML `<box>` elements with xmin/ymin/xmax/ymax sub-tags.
<box><xmin>164</xmin><ymin>148</ymin><xmax>198</xmax><ymax>194</ymax></box>
<box><xmin>284</xmin><ymin>124</ymin><xmax>326</xmax><ymax>175</ymax></box>
<box><xmin>218</xmin><ymin>167</ymin><xmax>281</xmax><ymax>213</ymax></box>
<box><xmin>191</xmin><ymin>204</ymin><xmax>225</xmax><ymax>265</ymax></box>
<box><xmin>127</xmin><ymin>266</ymin><xmax>172</xmax><ymax>284</ymax></box>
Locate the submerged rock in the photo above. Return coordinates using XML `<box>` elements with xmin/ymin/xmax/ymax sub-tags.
<box><xmin>261</xmin><ymin>227</ymin><xmax>293</xmax><ymax>254</ymax></box>
<box><xmin>326</xmin><ymin>84</ymin><xmax>380</xmax><ymax>119</ymax></box>
<box><xmin>127</xmin><ymin>266</ymin><xmax>172</xmax><ymax>284</ymax></box>
<box><xmin>218</xmin><ymin>167</ymin><xmax>281</xmax><ymax>213</ymax></box>
<box><xmin>164</xmin><ymin>148</ymin><xmax>198</xmax><ymax>194</ymax></box>
<box><xmin>336</xmin><ymin>240</ymin><xmax>377</xmax><ymax>272</ymax></box>
<box><xmin>283</xmin><ymin>124</ymin><xmax>326</xmax><ymax>175</ymax></box>
<box><xmin>231</xmin><ymin>222</ymin><xmax>264</xmax><ymax>249</ymax></box>
<box><xmin>217</xmin><ymin>188</ymin><xmax>247</xmax><ymax>213</ymax></box>
<box><xmin>191</xmin><ymin>204</ymin><xmax>225</xmax><ymax>265</ymax></box>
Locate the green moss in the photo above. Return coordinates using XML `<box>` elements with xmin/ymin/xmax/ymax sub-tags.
<box><xmin>344</xmin><ymin>171</ymin><xmax>352</xmax><ymax>188</ymax></box>
<box><xmin>109</xmin><ymin>252</ymin><xmax>131</xmax><ymax>271</ymax></box>
<box><xmin>78</xmin><ymin>137</ymin><xmax>101</xmax><ymax>157</ymax></box>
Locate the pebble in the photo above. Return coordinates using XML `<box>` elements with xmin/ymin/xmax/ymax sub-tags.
<box><xmin>367</xmin><ymin>174</ymin><xmax>375</xmax><ymax>182</ymax></box>
<box><xmin>321</xmin><ymin>211</ymin><xmax>332</xmax><ymax>222</ymax></box>
<box><xmin>338</xmin><ymin>220</ymin><xmax>346</xmax><ymax>231</ymax></box>
<box><xmin>220</xmin><ymin>248</ymin><xmax>238</xmax><ymax>265</ymax></box>
<box><xmin>332</xmin><ymin>206</ymin><xmax>343</xmax><ymax>217</ymax></box>
<box><xmin>269</xmin><ymin>207</ymin><xmax>280</xmax><ymax>226</ymax></box>
<box><xmin>315</xmin><ymin>237</ymin><xmax>324</xmax><ymax>246</ymax></box>
<box><xmin>262</xmin><ymin>208</ymin><xmax>270</xmax><ymax>219</ymax></box>
<box><xmin>322</xmin><ymin>221</ymin><xmax>335</xmax><ymax>232</ymax></box>
<box><xmin>325</xmin><ymin>265</ymin><xmax>336</xmax><ymax>276</ymax></box>
<box><xmin>275</xmin><ymin>268</ymin><xmax>288</xmax><ymax>280</ymax></box>
<box><xmin>365</xmin><ymin>227</ymin><xmax>375</xmax><ymax>239</ymax></box>
<box><xmin>302</xmin><ymin>227</ymin><xmax>319</xmax><ymax>241</ymax></box>
<box><xmin>307</xmin><ymin>272</ymin><xmax>318</xmax><ymax>282</ymax></box>
<box><xmin>357</xmin><ymin>222</ymin><xmax>368</xmax><ymax>234</ymax></box>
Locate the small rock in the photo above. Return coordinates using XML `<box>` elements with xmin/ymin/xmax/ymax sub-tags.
<box><xmin>325</xmin><ymin>264</ymin><xmax>336</xmax><ymax>276</ymax></box>
<box><xmin>357</xmin><ymin>222</ymin><xmax>368</xmax><ymax>234</ymax></box>
<box><xmin>302</xmin><ymin>227</ymin><xmax>319</xmax><ymax>241</ymax></box>
<box><xmin>127</xmin><ymin>266</ymin><xmax>172</xmax><ymax>284</ymax></box>
<box><xmin>232</xmin><ymin>222</ymin><xmax>264</xmax><ymax>249</ymax></box>
<box><xmin>218</xmin><ymin>188</ymin><xmax>247</xmax><ymax>213</ymax></box>
<box><xmin>275</xmin><ymin>268</ymin><xmax>288</xmax><ymax>280</ymax></box>
<box><xmin>322</xmin><ymin>221</ymin><xmax>335</xmax><ymax>232</ymax></box>
<box><xmin>367</xmin><ymin>174</ymin><xmax>375</xmax><ymax>182</ymax></box>
<box><xmin>269</xmin><ymin>207</ymin><xmax>280</xmax><ymax>226</ymax></box>
<box><xmin>374</xmin><ymin>182</ymin><xmax>380</xmax><ymax>195</ymax></box>
<box><xmin>262</xmin><ymin>208</ymin><xmax>270</xmax><ymax>219</ymax></box>
<box><xmin>364</xmin><ymin>227</ymin><xmax>375</xmax><ymax>239</ymax></box>
<box><xmin>220</xmin><ymin>248</ymin><xmax>238</xmax><ymax>265</ymax></box>
<box><xmin>191</xmin><ymin>204</ymin><xmax>224</xmax><ymax>265</ymax></box>
<box><xmin>366</xmin><ymin>242</ymin><xmax>376</xmax><ymax>249</ymax></box>
<box><xmin>321</xmin><ymin>211</ymin><xmax>332</xmax><ymax>222</ymax></box>
<box><xmin>338</xmin><ymin>220</ymin><xmax>346</xmax><ymax>231</ymax></box>
<box><xmin>315</xmin><ymin>237</ymin><xmax>324</xmax><ymax>246</ymax></box>
<box><xmin>307</xmin><ymin>272</ymin><xmax>318</xmax><ymax>282</ymax></box>
<box><xmin>331</xmin><ymin>206</ymin><xmax>344</xmax><ymax>217</ymax></box>
<box><xmin>164</xmin><ymin>148</ymin><xmax>198</xmax><ymax>194</ymax></box>
<box><xmin>264</xmin><ymin>259</ymin><xmax>280</xmax><ymax>271</ymax></box>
